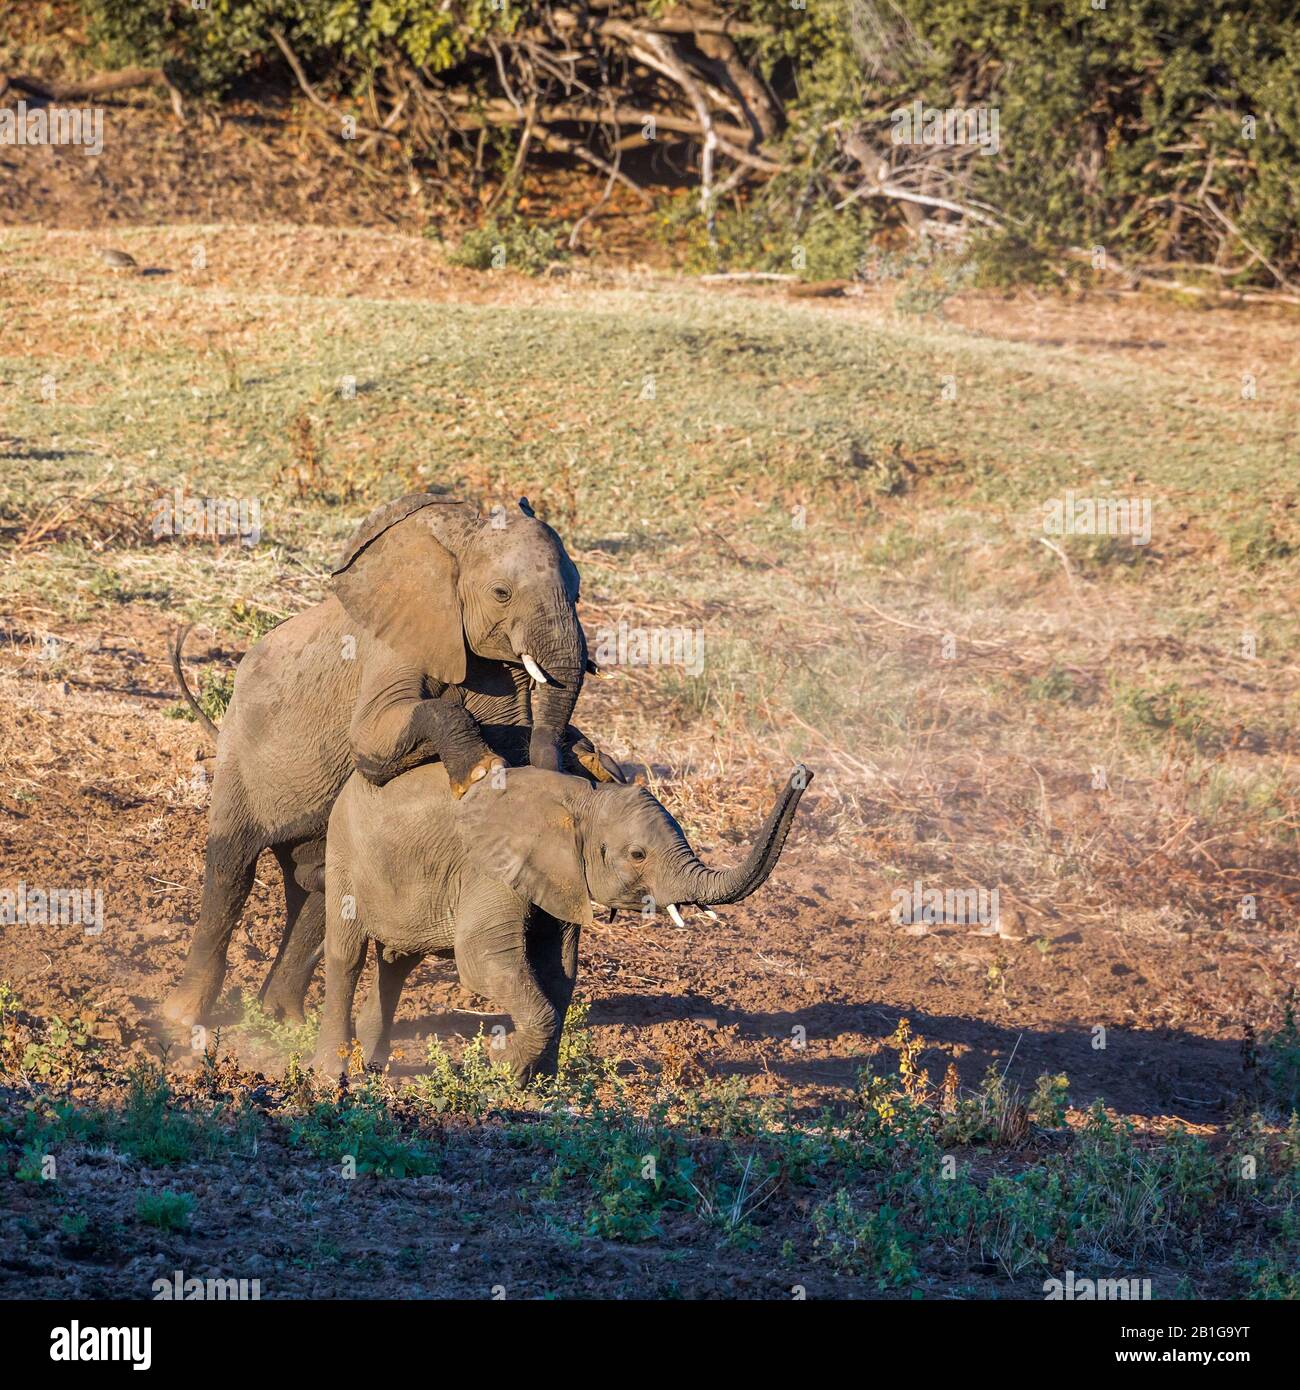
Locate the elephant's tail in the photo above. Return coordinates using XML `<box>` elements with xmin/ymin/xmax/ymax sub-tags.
<box><xmin>170</xmin><ymin>624</ymin><xmax>220</xmax><ymax>743</ymax></box>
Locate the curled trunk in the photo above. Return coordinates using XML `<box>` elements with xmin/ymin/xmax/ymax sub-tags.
<box><xmin>661</xmin><ymin>766</ymin><xmax>812</xmax><ymax>905</ymax></box>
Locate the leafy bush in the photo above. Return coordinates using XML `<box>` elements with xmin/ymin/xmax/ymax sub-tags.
<box><xmin>444</xmin><ymin>215</ymin><xmax>569</xmax><ymax>275</ymax></box>
<box><xmin>813</xmin><ymin>1189</ymin><xmax>917</xmax><ymax>1286</ymax></box>
<box><xmin>1260</xmin><ymin>1001</ymin><xmax>1300</xmax><ymax>1112</ymax></box>
<box><xmin>75</xmin><ymin>1</ymin><xmax>1300</xmax><ymax>282</ymax></box>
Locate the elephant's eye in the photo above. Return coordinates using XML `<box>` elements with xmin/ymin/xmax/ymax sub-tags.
<box><xmin>628</xmin><ymin>847</ymin><xmax>646</xmax><ymax>863</ymax></box>
<box><xmin>491</xmin><ymin>584</ymin><xmax>512</xmax><ymax>604</ymax></box>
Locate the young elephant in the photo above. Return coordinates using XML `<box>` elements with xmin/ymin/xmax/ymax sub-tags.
<box><xmin>311</xmin><ymin>762</ymin><xmax>812</xmax><ymax>1083</ymax></box>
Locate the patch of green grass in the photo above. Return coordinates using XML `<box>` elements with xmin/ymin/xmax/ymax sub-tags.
<box><xmin>1113</xmin><ymin>678</ymin><xmax>1217</xmax><ymax>749</ymax></box>
<box><xmin>1025</xmin><ymin>666</ymin><xmax>1078</xmax><ymax>704</ymax></box>
<box><xmin>135</xmin><ymin>1189</ymin><xmax>194</xmax><ymax>1231</ymax></box>
<box><xmin>114</xmin><ymin>1064</ymin><xmax>206</xmax><ymax>1166</ymax></box>
<box><xmin>1223</xmin><ymin>514</ymin><xmax>1296</xmax><ymax>571</ymax></box>
<box><xmin>286</xmin><ymin>1077</ymin><xmax>437</xmax><ymax>1177</ymax></box>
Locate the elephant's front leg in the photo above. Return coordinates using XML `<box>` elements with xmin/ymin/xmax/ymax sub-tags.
<box><xmin>311</xmin><ymin>911</ymin><xmax>368</xmax><ymax>1078</ymax></box>
<box><xmin>350</xmin><ymin>663</ymin><xmax>500</xmax><ymax>796</ymax></box>
<box><xmin>527</xmin><ymin>913</ymin><xmax>582</xmax><ymax>1074</ymax></box>
<box><xmin>454</xmin><ymin>880</ymin><xmax>560</xmax><ymax>1086</ymax></box>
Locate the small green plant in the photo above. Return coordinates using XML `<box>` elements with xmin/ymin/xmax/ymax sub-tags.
<box><xmin>446</xmin><ymin>214</ymin><xmax>569</xmax><ymax>275</ymax></box>
<box><xmin>1028</xmin><ymin>1073</ymin><xmax>1071</xmax><ymax>1130</ymax></box>
<box><xmin>812</xmin><ymin>1189</ymin><xmax>916</xmax><ymax>1287</ymax></box>
<box><xmin>135</xmin><ymin>1190</ymin><xmax>194</xmax><ymax>1231</ymax></box>
<box><xmin>406</xmin><ymin>1032</ymin><xmax>516</xmax><ymax>1120</ymax></box>
<box><xmin>1114</xmin><ymin>679</ymin><xmax>1214</xmax><ymax>747</ymax></box>
<box><xmin>689</xmin><ymin>1151</ymin><xmax>781</xmax><ymax>1246</ymax></box>
<box><xmin>287</xmin><ymin>1076</ymin><xmax>437</xmax><ymax>1177</ymax></box>
<box><xmin>16</xmin><ymin>1012</ymin><xmax>93</xmax><ymax>1087</ymax></box>
<box><xmin>1025</xmin><ymin>667</ymin><xmax>1077</xmax><ymax>703</ymax></box>
<box><xmin>1259</xmin><ymin>1001</ymin><xmax>1300</xmax><ymax>1112</ymax></box>
<box><xmin>115</xmin><ymin>1063</ymin><xmax>201</xmax><ymax>1166</ymax></box>
<box><xmin>229</xmin><ymin>990</ymin><xmax>318</xmax><ymax>1058</ymax></box>
<box><xmin>226</xmin><ymin>599</ymin><xmax>282</xmax><ymax>641</ymax></box>
<box><xmin>15</xmin><ymin>1142</ymin><xmax>48</xmax><ymax>1182</ymax></box>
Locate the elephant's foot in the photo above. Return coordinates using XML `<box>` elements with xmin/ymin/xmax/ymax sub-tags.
<box><xmin>259</xmin><ymin>977</ymin><xmax>308</xmax><ymax>1025</ymax></box>
<box><xmin>161</xmin><ymin>975</ymin><xmax>220</xmax><ymax>1028</ymax></box>
<box><xmin>309</xmin><ymin>1039</ymin><xmax>349</xmax><ymax>1077</ymax></box>
<box><xmin>507</xmin><ymin>1045</ymin><xmax>559</xmax><ymax>1089</ymax></box>
<box><xmin>447</xmin><ymin>752</ymin><xmax>504</xmax><ymax>800</ymax></box>
<box><xmin>355</xmin><ymin>1016</ymin><xmax>390</xmax><ymax>1071</ymax></box>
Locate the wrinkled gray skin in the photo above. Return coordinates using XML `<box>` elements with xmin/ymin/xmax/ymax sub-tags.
<box><xmin>312</xmin><ymin>763</ymin><xmax>811</xmax><ymax>1083</ymax></box>
<box><xmin>163</xmin><ymin>494</ymin><xmax>608</xmax><ymax>1029</ymax></box>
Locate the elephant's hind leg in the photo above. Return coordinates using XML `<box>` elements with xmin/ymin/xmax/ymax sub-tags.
<box><xmin>162</xmin><ymin>824</ymin><xmax>263</xmax><ymax>1027</ymax></box>
<box><xmin>356</xmin><ymin>950</ymin><xmax>422</xmax><ymax>1069</ymax></box>
<box><xmin>260</xmin><ymin>842</ymin><xmax>326</xmax><ymax>1023</ymax></box>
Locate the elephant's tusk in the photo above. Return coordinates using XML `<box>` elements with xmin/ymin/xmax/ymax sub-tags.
<box><xmin>700</xmin><ymin>908</ymin><xmax>719</xmax><ymax>921</ymax></box>
<box><xmin>586</xmin><ymin>659</ymin><xmax>611</xmax><ymax>679</ymax></box>
<box><xmin>666</xmin><ymin>903</ymin><xmax>686</xmax><ymax>928</ymax></box>
<box><xmin>520</xmin><ymin>652</ymin><xmax>549</xmax><ymax>685</ymax></box>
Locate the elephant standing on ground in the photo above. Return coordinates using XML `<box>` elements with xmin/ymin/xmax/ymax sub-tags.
<box><xmin>312</xmin><ymin>763</ymin><xmax>813</xmax><ymax>1083</ymax></box>
<box><xmin>164</xmin><ymin>493</ymin><xmax>617</xmax><ymax>1028</ymax></box>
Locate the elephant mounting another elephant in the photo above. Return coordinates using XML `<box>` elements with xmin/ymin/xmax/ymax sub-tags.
<box><xmin>164</xmin><ymin>490</ymin><xmax>814</xmax><ymax>1086</ymax></box>
<box><xmin>163</xmin><ymin>493</ymin><xmax>618</xmax><ymax>1029</ymax></box>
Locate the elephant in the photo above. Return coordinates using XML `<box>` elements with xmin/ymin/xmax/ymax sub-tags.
<box><xmin>311</xmin><ymin>762</ymin><xmax>813</xmax><ymax>1084</ymax></box>
<box><xmin>163</xmin><ymin>493</ymin><xmax>616</xmax><ymax>1029</ymax></box>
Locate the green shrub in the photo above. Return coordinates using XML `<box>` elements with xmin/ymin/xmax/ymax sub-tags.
<box><xmin>1260</xmin><ymin>1002</ymin><xmax>1300</xmax><ymax>1112</ymax></box>
<box><xmin>74</xmin><ymin>1</ymin><xmax>1300</xmax><ymax>283</ymax></box>
<box><xmin>444</xmin><ymin>215</ymin><xmax>569</xmax><ymax>276</ymax></box>
<box><xmin>813</xmin><ymin>1189</ymin><xmax>917</xmax><ymax>1287</ymax></box>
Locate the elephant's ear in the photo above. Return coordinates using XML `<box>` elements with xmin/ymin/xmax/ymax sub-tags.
<box><xmin>331</xmin><ymin>496</ymin><xmax>474</xmax><ymax>684</ymax></box>
<box><xmin>453</xmin><ymin>768</ymin><xmax>593</xmax><ymax>927</ymax></box>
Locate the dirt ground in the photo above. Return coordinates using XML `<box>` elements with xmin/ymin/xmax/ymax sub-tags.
<box><xmin>0</xmin><ymin>599</ymin><xmax>1290</xmax><ymax>1123</ymax></box>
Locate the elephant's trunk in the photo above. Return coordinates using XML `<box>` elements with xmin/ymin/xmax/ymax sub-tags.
<box><xmin>658</xmin><ymin>767</ymin><xmax>812</xmax><ymax>905</ymax></box>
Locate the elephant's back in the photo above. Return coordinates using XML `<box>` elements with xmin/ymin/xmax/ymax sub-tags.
<box><xmin>217</xmin><ymin>597</ymin><xmax>360</xmax><ymax>821</ymax></box>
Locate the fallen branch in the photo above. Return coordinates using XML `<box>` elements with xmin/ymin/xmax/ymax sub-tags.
<box><xmin>4</xmin><ymin>66</ymin><xmax>185</xmax><ymax>121</ymax></box>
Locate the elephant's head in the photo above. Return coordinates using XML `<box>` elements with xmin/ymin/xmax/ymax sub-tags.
<box><xmin>332</xmin><ymin>494</ymin><xmax>586</xmax><ymax>769</ymax></box>
<box><xmin>455</xmin><ymin>765</ymin><xmax>813</xmax><ymax>926</ymax></box>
